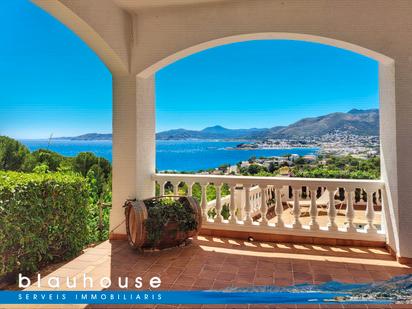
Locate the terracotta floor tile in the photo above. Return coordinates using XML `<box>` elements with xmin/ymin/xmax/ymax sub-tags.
<box><xmin>193</xmin><ymin>278</ymin><xmax>215</xmax><ymax>289</ymax></box>
<box><xmin>216</xmin><ymin>271</ymin><xmax>237</xmax><ymax>282</ymax></box>
<box><xmin>18</xmin><ymin>236</ymin><xmax>412</xmax><ymax>308</ymax></box>
<box><xmin>293</xmin><ymin>272</ymin><xmax>313</xmax><ymax>282</ymax></box>
<box><xmin>198</xmin><ymin>269</ymin><xmax>219</xmax><ymax>280</ymax></box>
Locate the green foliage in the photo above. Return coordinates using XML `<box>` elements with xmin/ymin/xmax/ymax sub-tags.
<box><xmin>86</xmin><ymin>169</ymin><xmax>112</xmax><ymax>243</ymax></box>
<box><xmin>291</xmin><ymin>155</ymin><xmax>380</xmax><ymax>179</ymax></box>
<box><xmin>0</xmin><ymin>137</ymin><xmax>112</xmax><ymax>278</ymax></box>
<box><xmin>0</xmin><ymin>171</ymin><xmax>89</xmax><ymax>276</ymax></box>
<box><xmin>143</xmin><ymin>197</ymin><xmax>198</xmax><ymax>245</ymax></box>
<box><xmin>74</xmin><ymin>152</ymin><xmax>111</xmax><ymax>179</ymax></box>
<box><xmin>22</xmin><ymin>149</ymin><xmax>68</xmax><ymax>172</ymax></box>
<box><xmin>207</xmin><ymin>203</ymin><xmax>231</xmax><ymax>220</ymax></box>
<box><xmin>268</xmin><ymin>162</ymin><xmax>277</xmax><ymax>173</ymax></box>
<box><xmin>0</xmin><ymin>136</ymin><xmax>30</xmax><ymax>171</ymax></box>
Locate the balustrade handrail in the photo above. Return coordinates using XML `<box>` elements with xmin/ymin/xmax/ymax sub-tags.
<box><xmin>153</xmin><ymin>173</ymin><xmax>386</xmax><ymax>241</ymax></box>
<box><xmin>153</xmin><ymin>173</ymin><xmax>384</xmax><ymax>190</ymax></box>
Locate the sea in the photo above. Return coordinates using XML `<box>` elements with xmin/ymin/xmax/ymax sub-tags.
<box><xmin>20</xmin><ymin>139</ymin><xmax>319</xmax><ymax>172</ymax></box>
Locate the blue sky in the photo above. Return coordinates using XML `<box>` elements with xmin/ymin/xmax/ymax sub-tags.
<box><xmin>0</xmin><ymin>0</ymin><xmax>378</xmax><ymax>139</ymax></box>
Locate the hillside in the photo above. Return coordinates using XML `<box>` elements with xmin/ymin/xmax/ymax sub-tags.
<box><xmin>156</xmin><ymin>125</ymin><xmax>269</xmax><ymax>140</ymax></box>
<box><xmin>55</xmin><ymin>133</ymin><xmax>112</xmax><ymax>140</ymax></box>
<box><xmin>157</xmin><ymin>108</ymin><xmax>379</xmax><ymax>140</ymax></box>
<box><xmin>57</xmin><ymin>109</ymin><xmax>379</xmax><ymax>141</ymax></box>
<box><xmin>262</xmin><ymin>108</ymin><xmax>379</xmax><ymax>138</ymax></box>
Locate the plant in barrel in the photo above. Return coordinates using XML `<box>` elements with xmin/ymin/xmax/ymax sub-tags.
<box><xmin>124</xmin><ymin>196</ymin><xmax>202</xmax><ymax>249</ymax></box>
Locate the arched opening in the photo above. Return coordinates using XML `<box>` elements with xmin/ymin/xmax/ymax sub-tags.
<box><xmin>135</xmin><ymin>33</ymin><xmax>396</xmax><ymax>250</ymax></box>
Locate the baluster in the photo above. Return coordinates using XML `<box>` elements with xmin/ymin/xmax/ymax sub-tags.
<box><xmin>188</xmin><ymin>182</ymin><xmax>193</xmax><ymax>197</ymax></box>
<box><xmin>173</xmin><ymin>181</ymin><xmax>179</xmax><ymax>196</ymax></box>
<box><xmin>275</xmin><ymin>187</ymin><xmax>284</xmax><ymax>227</ymax></box>
<box><xmin>244</xmin><ymin>185</ymin><xmax>252</xmax><ymax>225</ymax></box>
<box><xmin>160</xmin><ymin>181</ymin><xmax>166</xmax><ymax>196</ymax></box>
<box><xmin>346</xmin><ymin>189</ymin><xmax>356</xmax><ymax>232</ymax></box>
<box><xmin>327</xmin><ymin>187</ymin><xmax>338</xmax><ymax>231</ymax></box>
<box><xmin>365</xmin><ymin>189</ymin><xmax>376</xmax><ymax>233</ymax></box>
<box><xmin>229</xmin><ymin>184</ymin><xmax>237</xmax><ymax>224</ymax></box>
<box><xmin>236</xmin><ymin>186</ymin><xmax>244</xmax><ymax>221</ymax></box>
<box><xmin>259</xmin><ymin>185</ymin><xmax>268</xmax><ymax>225</ymax></box>
<box><xmin>201</xmin><ymin>183</ymin><xmax>208</xmax><ymax>221</ymax></box>
<box><xmin>215</xmin><ymin>183</ymin><xmax>223</xmax><ymax>223</ymax></box>
<box><xmin>309</xmin><ymin>187</ymin><xmax>319</xmax><ymax>230</ymax></box>
<box><xmin>292</xmin><ymin>187</ymin><xmax>301</xmax><ymax>228</ymax></box>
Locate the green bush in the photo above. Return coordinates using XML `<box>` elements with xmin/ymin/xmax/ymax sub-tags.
<box><xmin>22</xmin><ymin>149</ymin><xmax>69</xmax><ymax>172</ymax></box>
<box><xmin>0</xmin><ymin>136</ymin><xmax>29</xmax><ymax>171</ymax></box>
<box><xmin>0</xmin><ymin>171</ymin><xmax>89</xmax><ymax>276</ymax></box>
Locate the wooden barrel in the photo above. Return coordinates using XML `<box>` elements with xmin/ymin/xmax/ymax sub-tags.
<box><xmin>124</xmin><ymin>196</ymin><xmax>202</xmax><ymax>249</ymax></box>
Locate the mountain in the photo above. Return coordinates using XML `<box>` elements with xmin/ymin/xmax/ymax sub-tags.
<box><xmin>57</xmin><ymin>108</ymin><xmax>379</xmax><ymax>141</ymax></box>
<box><xmin>157</xmin><ymin>108</ymin><xmax>379</xmax><ymax>140</ymax></box>
<box><xmin>55</xmin><ymin>133</ymin><xmax>112</xmax><ymax>140</ymax></box>
<box><xmin>262</xmin><ymin>108</ymin><xmax>379</xmax><ymax>138</ymax></box>
<box><xmin>156</xmin><ymin>125</ymin><xmax>270</xmax><ymax>140</ymax></box>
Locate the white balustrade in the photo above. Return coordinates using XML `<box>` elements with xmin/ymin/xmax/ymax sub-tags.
<box><xmin>259</xmin><ymin>184</ymin><xmax>268</xmax><ymax>225</ymax></box>
<box><xmin>229</xmin><ymin>184</ymin><xmax>236</xmax><ymax>224</ymax></box>
<box><xmin>154</xmin><ymin>174</ymin><xmax>385</xmax><ymax>242</ymax></box>
<box><xmin>292</xmin><ymin>187</ymin><xmax>301</xmax><ymax>228</ymax></box>
<box><xmin>214</xmin><ymin>183</ymin><xmax>223</xmax><ymax>223</ymax></box>
<box><xmin>275</xmin><ymin>187</ymin><xmax>284</xmax><ymax>228</ymax></box>
<box><xmin>346</xmin><ymin>189</ymin><xmax>356</xmax><ymax>232</ymax></box>
<box><xmin>327</xmin><ymin>187</ymin><xmax>338</xmax><ymax>231</ymax></box>
<box><xmin>365</xmin><ymin>189</ymin><xmax>376</xmax><ymax>233</ymax></box>
<box><xmin>244</xmin><ymin>185</ymin><xmax>252</xmax><ymax>225</ymax></box>
<box><xmin>309</xmin><ymin>187</ymin><xmax>319</xmax><ymax>230</ymax></box>
<box><xmin>200</xmin><ymin>183</ymin><xmax>208</xmax><ymax>221</ymax></box>
<box><xmin>188</xmin><ymin>182</ymin><xmax>193</xmax><ymax>197</ymax></box>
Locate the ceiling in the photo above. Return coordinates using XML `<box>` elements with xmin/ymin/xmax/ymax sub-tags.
<box><xmin>112</xmin><ymin>0</ymin><xmax>230</xmax><ymax>11</ymax></box>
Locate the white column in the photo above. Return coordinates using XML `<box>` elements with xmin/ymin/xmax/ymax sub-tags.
<box><xmin>110</xmin><ymin>75</ymin><xmax>137</xmax><ymax>236</ymax></box>
<box><xmin>136</xmin><ymin>76</ymin><xmax>156</xmax><ymax>199</ymax></box>
<box><xmin>309</xmin><ymin>187</ymin><xmax>319</xmax><ymax>230</ymax></box>
<box><xmin>275</xmin><ymin>187</ymin><xmax>284</xmax><ymax>228</ymax></box>
<box><xmin>259</xmin><ymin>184</ymin><xmax>268</xmax><ymax>225</ymax></box>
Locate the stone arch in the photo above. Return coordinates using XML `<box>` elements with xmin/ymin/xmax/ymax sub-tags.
<box><xmin>137</xmin><ymin>32</ymin><xmax>394</xmax><ymax>78</ymax></box>
<box><xmin>136</xmin><ymin>32</ymin><xmax>397</xmax><ymax>253</ymax></box>
<box><xmin>32</xmin><ymin>0</ymin><xmax>129</xmax><ymax>75</ymax></box>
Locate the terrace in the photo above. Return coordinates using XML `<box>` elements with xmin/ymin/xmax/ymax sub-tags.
<box><xmin>21</xmin><ymin>236</ymin><xmax>412</xmax><ymax>308</ymax></box>
<box><xmin>23</xmin><ymin>0</ymin><xmax>412</xmax><ymax>305</ymax></box>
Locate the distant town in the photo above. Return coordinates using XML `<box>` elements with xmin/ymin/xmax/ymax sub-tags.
<box><xmin>232</xmin><ymin>130</ymin><xmax>379</xmax><ymax>157</ymax></box>
<box><xmin>198</xmin><ymin>130</ymin><xmax>380</xmax><ymax>178</ymax></box>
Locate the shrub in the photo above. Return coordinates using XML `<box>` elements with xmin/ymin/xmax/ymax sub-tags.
<box><xmin>22</xmin><ymin>149</ymin><xmax>69</xmax><ymax>172</ymax></box>
<box><xmin>74</xmin><ymin>152</ymin><xmax>111</xmax><ymax>179</ymax></box>
<box><xmin>0</xmin><ymin>171</ymin><xmax>89</xmax><ymax>277</ymax></box>
<box><xmin>0</xmin><ymin>136</ymin><xmax>29</xmax><ymax>171</ymax></box>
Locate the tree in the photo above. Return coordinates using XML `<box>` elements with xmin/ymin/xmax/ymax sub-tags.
<box><xmin>248</xmin><ymin>164</ymin><xmax>263</xmax><ymax>175</ymax></box>
<box><xmin>22</xmin><ymin>149</ymin><xmax>67</xmax><ymax>172</ymax></box>
<box><xmin>74</xmin><ymin>152</ymin><xmax>111</xmax><ymax>178</ymax></box>
<box><xmin>0</xmin><ymin>136</ymin><xmax>29</xmax><ymax>171</ymax></box>
<box><xmin>268</xmin><ymin>162</ymin><xmax>277</xmax><ymax>173</ymax></box>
